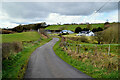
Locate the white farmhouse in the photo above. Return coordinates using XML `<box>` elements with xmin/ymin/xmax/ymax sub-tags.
<box><xmin>76</xmin><ymin>30</ymin><xmax>94</xmax><ymax>36</ymax></box>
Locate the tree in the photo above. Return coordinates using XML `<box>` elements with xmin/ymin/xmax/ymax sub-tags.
<box><xmin>104</xmin><ymin>22</ymin><xmax>110</xmax><ymax>29</ymax></box>
<box><xmin>34</xmin><ymin>24</ymin><xmax>41</xmax><ymax>30</ymax></box>
<box><xmin>97</xmin><ymin>27</ymin><xmax>103</xmax><ymax>32</ymax></box>
<box><xmin>33</xmin><ymin>22</ymin><xmax>47</xmax><ymax>30</ymax></box>
<box><xmin>92</xmin><ymin>28</ymin><xmax>97</xmax><ymax>32</ymax></box>
<box><xmin>41</xmin><ymin>22</ymin><xmax>47</xmax><ymax>28</ymax></box>
<box><xmin>75</xmin><ymin>27</ymin><xmax>82</xmax><ymax>33</ymax></box>
<box><xmin>92</xmin><ymin>27</ymin><xmax>103</xmax><ymax>32</ymax></box>
<box><xmin>15</xmin><ymin>24</ymin><xmax>23</xmax><ymax>32</ymax></box>
<box><xmin>82</xmin><ymin>28</ymin><xmax>89</xmax><ymax>31</ymax></box>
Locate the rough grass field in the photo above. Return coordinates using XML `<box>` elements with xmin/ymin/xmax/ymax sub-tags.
<box><xmin>2</xmin><ymin>31</ymin><xmax>41</xmax><ymax>43</ymax></box>
<box><xmin>63</xmin><ymin>37</ymin><xmax>118</xmax><ymax>55</ymax></box>
<box><xmin>62</xmin><ymin>33</ymin><xmax>77</xmax><ymax>37</ymax></box>
<box><xmin>45</xmin><ymin>24</ymin><xmax>104</xmax><ymax>31</ymax></box>
<box><xmin>53</xmin><ymin>39</ymin><xmax>118</xmax><ymax>78</ymax></box>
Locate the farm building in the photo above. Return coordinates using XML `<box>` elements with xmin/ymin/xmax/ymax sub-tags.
<box><xmin>76</xmin><ymin>30</ymin><xmax>94</xmax><ymax>36</ymax></box>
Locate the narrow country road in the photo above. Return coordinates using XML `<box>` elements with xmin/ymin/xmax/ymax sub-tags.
<box><xmin>24</xmin><ymin>38</ymin><xmax>92</xmax><ymax>78</ymax></box>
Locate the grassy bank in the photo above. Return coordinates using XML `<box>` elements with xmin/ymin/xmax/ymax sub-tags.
<box><xmin>2</xmin><ymin>31</ymin><xmax>42</xmax><ymax>59</ymax></box>
<box><xmin>2</xmin><ymin>31</ymin><xmax>41</xmax><ymax>43</ymax></box>
<box><xmin>53</xmin><ymin>39</ymin><xmax>118</xmax><ymax>78</ymax></box>
<box><xmin>2</xmin><ymin>33</ymin><xmax>52</xmax><ymax>78</ymax></box>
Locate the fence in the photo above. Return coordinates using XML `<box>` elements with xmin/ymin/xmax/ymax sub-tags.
<box><xmin>60</xmin><ymin>37</ymin><xmax>119</xmax><ymax>71</ymax></box>
<box><xmin>60</xmin><ymin>41</ymin><xmax>119</xmax><ymax>56</ymax></box>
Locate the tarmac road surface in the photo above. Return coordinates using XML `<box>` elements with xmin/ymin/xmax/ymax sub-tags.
<box><xmin>24</xmin><ymin>38</ymin><xmax>92</xmax><ymax>78</ymax></box>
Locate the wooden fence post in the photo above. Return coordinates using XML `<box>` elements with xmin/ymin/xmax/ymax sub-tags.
<box><xmin>77</xmin><ymin>44</ymin><xmax>80</xmax><ymax>54</ymax></box>
<box><xmin>108</xmin><ymin>44</ymin><xmax>110</xmax><ymax>55</ymax></box>
<box><xmin>76</xmin><ymin>44</ymin><xmax>77</xmax><ymax>53</ymax></box>
<box><xmin>74</xmin><ymin>45</ymin><xmax>76</xmax><ymax>51</ymax></box>
<box><xmin>79</xmin><ymin>44</ymin><xmax>81</xmax><ymax>54</ymax></box>
<box><xmin>77</xmin><ymin>44</ymin><xmax>78</xmax><ymax>53</ymax></box>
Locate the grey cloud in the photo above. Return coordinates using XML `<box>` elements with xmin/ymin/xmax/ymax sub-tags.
<box><xmin>2</xmin><ymin>2</ymin><xmax>49</xmax><ymax>19</ymax></box>
<box><xmin>2</xmin><ymin>2</ymin><xmax>118</xmax><ymax>20</ymax></box>
<box><xmin>48</xmin><ymin>2</ymin><xmax>118</xmax><ymax>15</ymax></box>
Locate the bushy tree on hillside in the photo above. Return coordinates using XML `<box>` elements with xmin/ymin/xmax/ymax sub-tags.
<box><xmin>102</xmin><ymin>23</ymin><xmax>118</xmax><ymax>43</ymax></box>
<box><xmin>104</xmin><ymin>22</ymin><xmax>110</xmax><ymax>29</ymax></box>
<box><xmin>12</xmin><ymin>22</ymin><xmax>47</xmax><ymax>32</ymax></box>
<box><xmin>95</xmin><ymin>23</ymin><xmax>119</xmax><ymax>44</ymax></box>
<box><xmin>82</xmin><ymin>28</ymin><xmax>89</xmax><ymax>31</ymax></box>
<box><xmin>75</xmin><ymin>27</ymin><xmax>82</xmax><ymax>33</ymax></box>
<box><xmin>92</xmin><ymin>28</ymin><xmax>97</xmax><ymax>32</ymax></box>
<box><xmin>15</xmin><ymin>24</ymin><xmax>23</xmax><ymax>32</ymax></box>
<box><xmin>97</xmin><ymin>27</ymin><xmax>103</xmax><ymax>31</ymax></box>
<box><xmin>92</xmin><ymin>27</ymin><xmax>103</xmax><ymax>32</ymax></box>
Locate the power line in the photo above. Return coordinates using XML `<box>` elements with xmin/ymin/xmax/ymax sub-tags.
<box><xmin>95</xmin><ymin>0</ymin><xmax>111</xmax><ymax>14</ymax></box>
<box><xmin>88</xmin><ymin>0</ymin><xmax>111</xmax><ymax>22</ymax></box>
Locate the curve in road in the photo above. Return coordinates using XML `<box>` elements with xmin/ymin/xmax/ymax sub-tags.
<box><xmin>24</xmin><ymin>38</ymin><xmax>92</xmax><ymax>78</ymax></box>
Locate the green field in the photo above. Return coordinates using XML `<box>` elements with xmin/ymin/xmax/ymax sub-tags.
<box><xmin>2</xmin><ymin>31</ymin><xmax>41</xmax><ymax>43</ymax></box>
<box><xmin>45</xmin><ymin>24</ymin><xmax>104</xmax><ymax>31</ymax></box>
<box><xmin>2</xmin><ymin>31</ymin><xmax>53</xmax><ymax>78</ymax></box>
<box><xmin>2</xmin><ymin>34</ymin><xmax>52</xmax><ymax>78</ymax></box>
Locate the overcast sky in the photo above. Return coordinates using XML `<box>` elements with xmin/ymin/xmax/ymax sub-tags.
<box><xmin>0</xmin><ymin>2</ymin><xmax>118</xmax><ymax>28</ymax></box>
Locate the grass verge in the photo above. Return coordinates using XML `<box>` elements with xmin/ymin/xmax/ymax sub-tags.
<box><xmin>53</xmin><ymin>39</ymin><xmax>118</xmax><ymax>78</ymax></box>
<box><xmin>2</xmin><ymin>38</ymin><xmax>52</xmax><ymax>79</ymax></box>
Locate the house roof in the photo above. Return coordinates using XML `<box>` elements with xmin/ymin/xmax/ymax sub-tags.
<box><xmin>81</xmin><ymin>31</ymin><xmax>90</xmax><ymax>34</ymax></box>
<box><xmin>80</xmin><ymin>31</ymin><xmax>94</xmax><ymax>34</ymax></box>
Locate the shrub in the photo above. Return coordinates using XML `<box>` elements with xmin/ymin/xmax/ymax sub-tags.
<box><xmin>75</xmin><ymin>27</ymin><xmax>82</xmax><ymax>33</ymax></box>
<box><xmin>2</xmin><ymin>30</ymin><xmax>14</xmax><ymax>34</ymax></box>
<box><xmin>2</xmin><ymin>42</ymin><xmax>23</xmax><ymax>59</ymax></box>
<box><xmin>94</xmin><ymin>31</ymin><xmax>103</xmax><ymax>44</ymax></box>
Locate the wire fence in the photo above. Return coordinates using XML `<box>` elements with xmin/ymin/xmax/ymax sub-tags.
<box><xmin>60</xmin><ymin>41</ymin><xmax>119</xmax><ymax>56</ymax></box>
<box><xmin>60</xmin><ymin>37</ymin><xmax>118</xmax><ymax>71</ymax></box>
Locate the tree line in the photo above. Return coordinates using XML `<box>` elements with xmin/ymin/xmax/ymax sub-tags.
<box><xmin>12</xmin><ymin>22</ymin><xmax>47</xmax><ymax>32</ymax></box>
<box><xmin>75</xmin><ymin>26</ymin><xmax>103</xmax><ymax>33</ymax></box>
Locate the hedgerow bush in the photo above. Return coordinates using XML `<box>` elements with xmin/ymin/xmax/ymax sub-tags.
<box><xmin>2</xmin><ymin>30</ymin><xmax>15</xmax><ymax>34</ymax></box>
<box><xmin>2</xmin><ymin>42</ymin><xmax>23</xmax><ymax>59</ymax></box>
